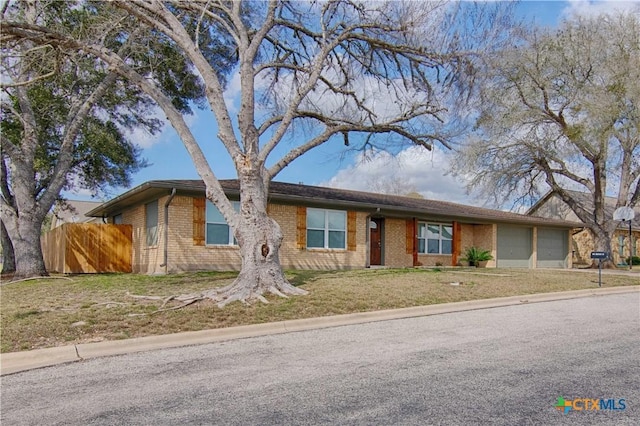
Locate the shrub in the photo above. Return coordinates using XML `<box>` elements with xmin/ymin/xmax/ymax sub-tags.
<box><xmin>626</xmin><ymin>256</ymin><xmax>640</xmax><ymax>266</ymax></box>
<box><xmin>461</xmin><ymin>247</ymin><xmax>493</xmax><ymax>267</ymax></box>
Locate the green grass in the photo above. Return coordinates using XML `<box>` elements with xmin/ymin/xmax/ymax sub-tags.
<box><xmin>1</xmin><ymin>268</ymin><xmax>637</xmax><ymax>353</ymax></box>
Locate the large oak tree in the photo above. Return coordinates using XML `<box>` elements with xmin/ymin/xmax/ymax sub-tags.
<box><xmin>1</xmin><ymin>0</ymin><xmax>234</xmax><ymax>278</ymax></box>
<box><xmin>0</xmin><ymin>1</ymin><xmax>151</xmax><ymax>278</ymax></box>
<box><xmin>453</xmin><ymin>11</ymin><xmax>640</xmax><ymax>265</ymax></box>
<box><xmin>2</xmin><ymin>0</ymin><xmax>513</xmax><ymax>303</ymax></box>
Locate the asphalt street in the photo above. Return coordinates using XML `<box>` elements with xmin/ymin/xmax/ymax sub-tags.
<box><xmin>2</xmin><ymin>292</ymin><xmax>639</xmax><ymax>425</ymax></box>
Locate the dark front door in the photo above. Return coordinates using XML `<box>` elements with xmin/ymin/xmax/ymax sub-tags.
<box><xmin>370</xmin><ymin>218</ymin><xmax>383</xmax><ymax>266</ymax></box>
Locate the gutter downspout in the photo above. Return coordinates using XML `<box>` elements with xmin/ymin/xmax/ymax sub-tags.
<box><xmin>160</xmin><ymin>188</ymin><xmax>176</xmax><ymax>273</ymax></box>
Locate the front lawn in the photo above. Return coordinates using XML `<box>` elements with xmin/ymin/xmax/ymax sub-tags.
<box><xmin>1</xmin><ymin>268</ymin><xmax>637</xmax><ymax>353</ymax></box>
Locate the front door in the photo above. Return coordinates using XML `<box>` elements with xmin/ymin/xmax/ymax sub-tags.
<box><xmin>370</xmin><ymin>218</ymin><xmax>383</xmax><ymax>266</ymax></box>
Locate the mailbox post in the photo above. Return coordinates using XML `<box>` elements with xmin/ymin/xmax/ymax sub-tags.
<box><xmin>590</xmin><ymin>251</ymin><xmax>608</xmax><ymax>287</ymax></box>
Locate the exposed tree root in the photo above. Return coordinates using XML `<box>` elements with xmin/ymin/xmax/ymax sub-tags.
<box><xmin>126</xmin><ymin>292</ymin><xmax>164</xmax><ymax>301</ymax></box>
<box><xmin>92</xmin><ymin>301</ymin><xmax>128</xmax><ymax>308</ymax></box>
<box><xmin>126</xmin><ymin>277</ymin><xmax>308</xmax><ymax>313</ymax></box>
<box><xmin>2</xmin><ymin>275</ymin><xmax>74</xmax><ymax>285</ymax></box>
<box><xmin>154</xmin><ymin>299</ymin><xmax>201</xmax><ymax>313</ymax></box>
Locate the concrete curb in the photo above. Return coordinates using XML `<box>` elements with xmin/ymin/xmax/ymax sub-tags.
<box><xmin>2</xmin><ymin>286</ymin><xmax>638</xmax><ymax>375</ymax></box>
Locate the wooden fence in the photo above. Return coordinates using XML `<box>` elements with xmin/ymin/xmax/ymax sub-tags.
<box><xmin>41</xmin><ymin>223</ymin><xmax>132</xmax><ymax>273</ymax></box>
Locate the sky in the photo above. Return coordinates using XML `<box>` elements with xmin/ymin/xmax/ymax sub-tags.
<box><xmin>68</xmin><ymin>0</ymin><xmax>640</xmax><ymax>208</ymax></box>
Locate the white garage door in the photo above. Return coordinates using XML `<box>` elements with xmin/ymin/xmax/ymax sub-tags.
<box><xmin>537</xmin><ymin>228</ymin><xmax>568</xmax><ymax>268</ymax></box>
<box><xmin>497</xmin><ymin>225</ymin><xmax>533</xmax><ymax>268</ymax></box>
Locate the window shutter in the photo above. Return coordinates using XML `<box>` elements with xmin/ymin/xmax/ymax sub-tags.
<box><xmin>347</xmin><ymin>211</ymin><xmax>357</xmax><ymax>251</ymax></box>
<box><xmin>452</xmin><ymin>221</ymin><xmax>462</xmax><ymax>266</ymax></box>
<box><xmin>406</xmin><ymin>219</ymin><xmax>415</xmax><ymax>254</ymax></box>
<box><xmin>193</xmin><ymin>197</ymin><xmax>206</xmax><ymax>246</ymax></box>
<box><xmin>296</xmin><ymin>206</ymin><xmax>306</xmax><ymax>249</ymax></box>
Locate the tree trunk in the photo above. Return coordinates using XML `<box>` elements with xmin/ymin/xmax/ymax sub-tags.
<box><xmin>3</xmin><ymin>215</ymin><xmax>48</xmax><ymax>278</ymax></box>
<box><xmin>173</xmin><ymin>174</ymin><xmax>307</xmax><ymax>307</ymax></box>
<box><xmin>218</xmin><ymin>211</ymin><xmax>306</xmax><ymax>306</ymax></box>
<box><xmin>589</xmin><ymin>227</ymin><xmax>616</xmax><ymax>269</ymax></box>
<box><xmin>1</xmin><ymin>220</ymin><xmax>16</xmax><ymax>274</ymax></box>
<box><xmin>219</xmin><ymin>174</ymin><xmax>306</xmax><ymax>305</ymax></box>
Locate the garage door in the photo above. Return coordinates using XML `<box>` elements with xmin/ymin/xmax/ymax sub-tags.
<box><xmin>537</xmin><ymin>228</ymin><xmax>568</xmax><ymax>268</ymax></box>
<box><xmin>497</xmin><ymin>225</ymin><xmax>532</xmax><ymax>268</ymax></box>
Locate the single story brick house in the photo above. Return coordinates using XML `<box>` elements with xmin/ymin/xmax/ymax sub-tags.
<box><xmin>527</xmin><ymin>190</ymin><xmax>640</xmax><ymax>266</ymax></box>
<box><xmin>86</xmin><ymin>180</ymin><xmax>581</xmax><ymax>274</ymax></box>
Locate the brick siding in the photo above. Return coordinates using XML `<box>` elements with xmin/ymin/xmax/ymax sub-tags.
<box><xmin>116</xmin><ymin>194</ymin><xmax>578</xmax><ymax>273</ymax></box>
<box><xmin>383</xmin><ymin>218</ymin><xmax>413</xmax><ymax>268</ymax></box>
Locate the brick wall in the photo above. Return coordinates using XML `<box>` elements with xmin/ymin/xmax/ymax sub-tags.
<box><xmin>449</xmin><ymin>223</ymin><xmax>497</xmax><ymax>267</ymax></box>
<box><xmin>165</xmin><ymin>195</ymin><xmax>242</xmax><ymax>272</ymax></box>
<box><xmin>119</xmin><ymin>197</ymin><xmax>370</xmax><ymax>273</ymax></box>
<box><xmin>574</xmin><ymin>228</ymin><xmax>640</xmax><ymax>266</ymax></box>
<box><xmin>271</xmin><ymin>204</ymin><xmax>368</xmax><ymax>270</ymax></box>
<box><xmin>615</xmin><ymin>230</ymin><xmax>640</xmax><ymax>265</ymax></box>
<box><xmin>369</xmin><ymin>219</ymin><xmax>499</xmax><ymax>269</ymax></box>
<box><xmin>458</xmin><ymin>224</ymin><xmax>475</xmax><ymax>266</ymax></box>
<box><xmin>416</xmin><ymin>254</ymin><xmax>452</xmax><ymax>267</ymax></box>
<box><xmin>472</xmin><ymin>224</ymin><xmax>497</xmax><ymax>268</ymax></box>
<box><xmin>121</xmin><ymin>201</ymin><xmax>162</xmax><ymax>274</ymax></box>
<box><xmin>383</xmin><ymin>218</ymin><xmax>413</xmax><ymax>268</ymax></box>
<box><xmin>120</xmin><ymin>193</ymin><xmax>591</xmax><ymax>273</ymax></box>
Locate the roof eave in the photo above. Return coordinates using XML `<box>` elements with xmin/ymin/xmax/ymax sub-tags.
<box><xmin>87</xmin><ymin>180</ymin><xmax>582</xmax><ymax>229</ymax></box>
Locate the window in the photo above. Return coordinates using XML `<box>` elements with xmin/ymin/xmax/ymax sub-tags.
<box><xmin>619</xmin><ymin>235</ymin><xmax>626</xmax><ymax>256</ymax></box>
<box><xmin>113</xmin><ymin>214</ymin><xmax>123</xmax><ymax>225</ymax></box>
<box><xmin>307</xmin><ymin>208</ymin><xmax>346</xmax><ymax>249</ymax></box>
<box><xmin>206</xmin><ymin>201</ymin><xmax>239</xmax><ymax>245</ymax></box>
<box><xmin>418</xmin><ymin>223</ymin><xmax>452</xmax><ymax>254</ymax></box>
<box><xmin>145</xmin><ymin>200</ymin><xmax>158</xmax><ymax>246</ymax></box>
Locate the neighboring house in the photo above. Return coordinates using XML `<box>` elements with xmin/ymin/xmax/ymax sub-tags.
<box><xmin>527</xmin><ymin>191</ymin><xmax>640</xmax><ymax>266</ymax></box>
<box><xmin>86</xmin><ymin>180</ymin><xmax>581</xmax><ymax>274</ymax></box>
<box><xmin>50</xmin><ymin>200</ymin><xmax>104</xmax><ymax>229</ymax></box>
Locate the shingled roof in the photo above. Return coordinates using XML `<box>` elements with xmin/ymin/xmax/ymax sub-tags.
<box><xmin>87</xmin><ymin>179</ymin><xmax>582</xmax><ymax>228</ymax></box>
<box><xmin>528</xmin><ymin>189</ymin><xmax>640</xmax><ymax>228</ymax></box>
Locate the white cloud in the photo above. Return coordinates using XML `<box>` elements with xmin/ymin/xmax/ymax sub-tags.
<box><xmin>252</xmin><ymin>1</ymin><xmax>455</xmax><ymax>128</ymax></box>
<box><xmin>562</xmin><ymin>0</ymin><xmax>640</xmax><ymax>18</ymax></box>
<box><xmin>320</xmin><ymin>145</ymin><xmax>478</xmax><ymax>205</ymax></box>
<box><xmin>316</xmin><ymin>1</ymin><xmax>637</xmax><ymax>211</ymax></box>
<box><xmin>127</xmin><ymin>105</ymin><xmax>199</xmax><ymax>149</ymax></box>
<box><xmin>261</xmin><ymin>54</ymin><xmax>447</xmax><ymax>128</ymax></box>
<box><xmin>127</xmin><ymin>123</ymin><xmax>162</xmax><ymax>149</ymax></box>
<box><xmin>223</xmin><ymin>70</ymin><xmax>242</xmax><ymax>115</ymax></box>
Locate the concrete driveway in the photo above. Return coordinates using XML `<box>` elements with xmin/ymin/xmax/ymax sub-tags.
<box><xmin>1</xmin><ymin>292</ymin><xmax>639</xmax><ymax>425</ymax></box>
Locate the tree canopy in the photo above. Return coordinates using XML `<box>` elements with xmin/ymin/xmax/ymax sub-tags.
<box><xmin>0</xmin><ymin>0</ymin><xmax>236</xmax><ymax>277</ymax></box>
<box><xmin>453</xmin><ymin>11</ymin><xmax>640</xmax><ymax>259</ymax></box>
